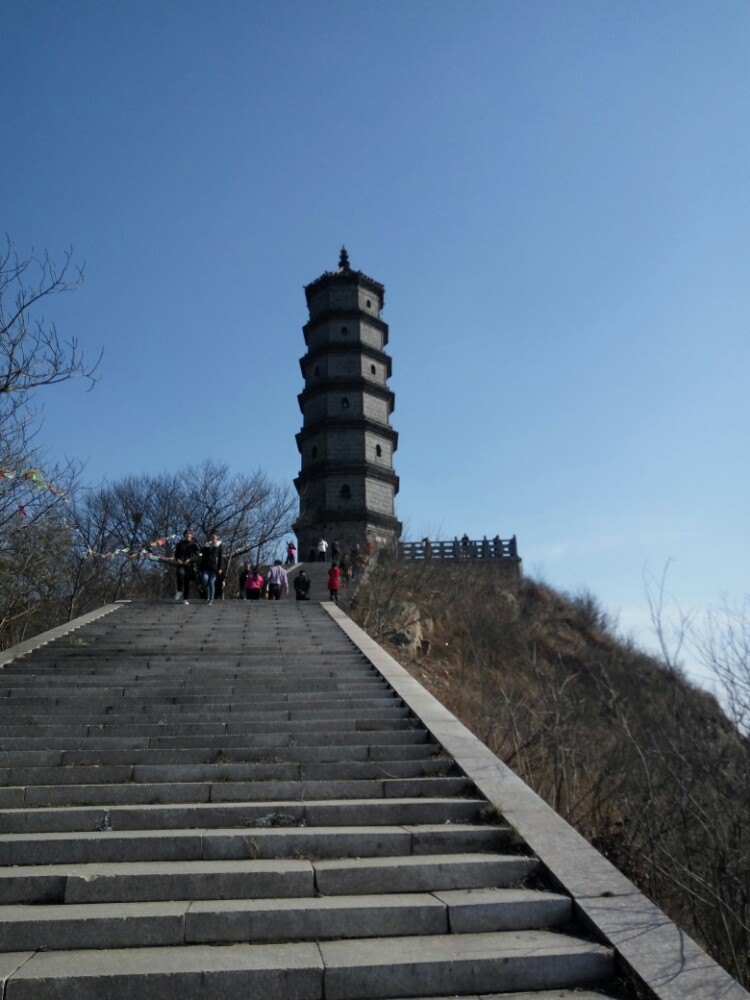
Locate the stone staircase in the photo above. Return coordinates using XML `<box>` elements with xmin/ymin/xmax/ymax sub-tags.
<box><xmin>0</xmin><ymin>599</ymin><xmax>620</xmax><ymax>997</ymax></box>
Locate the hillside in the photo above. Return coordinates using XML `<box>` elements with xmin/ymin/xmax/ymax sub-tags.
<box><xmin>347</xmin><ymin>558</ymin><xmax>750</xmax><ymax>989</ymax></box>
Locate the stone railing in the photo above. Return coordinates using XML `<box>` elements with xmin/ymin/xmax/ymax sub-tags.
<box><xmin>398</xmin><ymin>536</ymin><xmax>519</xmax><ymax>561</ymax></box>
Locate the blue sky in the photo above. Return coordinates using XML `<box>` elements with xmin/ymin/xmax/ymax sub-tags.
<box><xmin>3</xmin><ymin>1</ymin><xmax>748</xmax><ymax>680</ymax></box>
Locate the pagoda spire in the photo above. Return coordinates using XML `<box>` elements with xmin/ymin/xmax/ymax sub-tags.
<box><xmin>338</xmin><ymin>245</ymin><xmax>351</xmax><ymax>271</ymax></box>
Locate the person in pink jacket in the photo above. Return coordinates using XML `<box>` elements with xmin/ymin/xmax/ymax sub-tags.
<box><xmin>244</xmin><ymin>567</ymin><xmax>265</xmax><ymax>601</ymax></box>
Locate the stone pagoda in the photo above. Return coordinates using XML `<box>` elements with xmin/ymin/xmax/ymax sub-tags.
<box><xmin>294</xmin><ymin>248</ymin><xmax>402</xmax><ymax>559</ymax></box>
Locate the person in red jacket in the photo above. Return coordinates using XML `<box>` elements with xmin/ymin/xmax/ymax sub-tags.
<box><xmin>327</xmin><ymin>562</ymin><xmax>341</xmax><ymax>605</ymax></box>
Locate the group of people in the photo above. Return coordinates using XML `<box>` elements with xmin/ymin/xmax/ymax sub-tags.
<box><xmin>173</xmin><ymin>529</ymin><xmax>224</xmax><ymax>604</ymax></box>
<box><xmin>310</xmin><ymin>536</ymin><xmax>370</xmax><ymax>579</ymax></box>
<box><xmin>173</xmin><ymin>529</ymin><xmax>293</xmax><ymax>605</ymax></box>
<box><xmin>289</xmin><ymin>562</ymin><xmax>343</xmax><ymax>605</ymax></box>
<box><xmin>172</xmin><ymin>529</ymin><xmax>360</xmax><ymax>606</ymax></box>
<box><xmin>235</xmin><ymin>562</ymin><xmax>342</xmax><ymax>604</ymax></box>
<box><xmin>418</xmin><ymin>534</ymin><xmax>506</xmax><ymax>559</ymax></box>
<box><xmin>237</xmin><ymin>560</ymin><xmax>291</xmax><ymax>601</ymax></box>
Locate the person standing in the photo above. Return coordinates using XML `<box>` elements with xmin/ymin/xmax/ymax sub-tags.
<box><xmin>350</xmin><ymin>542</ymin><xmax>361</xmax><ymax>579</ymax></box>
<box><xmin>238</xmin><ymin>561</ymin><xmax>252</xmax><ymax>599</ymax></box>
<box><xmin>199</xmin><ymin>530</ymin><xmax>223</xmax><ymax>605</ymax></box>
<box><xmin>339</xmin><ymin>553</ymin><xmax>351</xmax><ymax>589</ymax></box>
<box><xmin>331</xmin><ymin>540</ymin><xmax>340</xmax><ymax>563</ymax></box>
<box><xmin>244</xmin><ymin>567</ymin><xmax>264</xmax><ymax>600</ymax></box>
<box><xmin>174</xmin><ymin>529</ymin><xmax>200</xmax><ymax>603</ymax></box>
<box><xmin>286</xmin><ymin>540</ymin><xmax>297</xmax><ymax>566</ymax></box>
<box><xmin>317</xmin><ymin>537</ymin><xmax>328</xmax><ymax>562</ymax></box>
<box><xmin>266</xmin><ymin>560</ymin><xmax>288</xmax><ymax>600</ymax></box>
<box><xmin>327</xmin><ymin>562</ymin><xmax>341</xmax><ymax>605</ymax></box>
<box><xmin>293</xmin><ymin>568</ymin><xmax>311</xmax><ymax>601</ymax></box>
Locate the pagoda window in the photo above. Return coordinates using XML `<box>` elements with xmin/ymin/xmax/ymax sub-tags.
<box><xmin>376</xmin><ymin>444</ymin><xmax>382</xmax><ymax>457</ymax></box>
<box><xmin>341</xmin><ymin>397</ymin><xmax>349</xmax><ymax>410</ymax></box>
<box><xmin>311</xmin><ymin>446</ymin><xmax>318</xmax><ymax>459</ymax></box>
<box><xmin>340</xmin><ymin>485</ymin><xmax>351</xmax><ymax>499</ymax></box>
<box><xmin>341</xmin><ymin>326</ymin><xmax>348</xmax><ymax>336</ymax></box>
<box><xmin>370</xmin><ymin>364</ymin><xmax>376</xmax><ymax>375</ymax></box>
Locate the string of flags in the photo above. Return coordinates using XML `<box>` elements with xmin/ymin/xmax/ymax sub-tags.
<box><xmin>0</xmin><ymin>469</ymin><xmax>68</xmax><ymax>517</ymax></box>
<box><xmin>1</xmin><ymin>472</ymin><xmax>178</xmax><ymax>558</ymax></box>
<box><xmin>85</xmin><ymin>533</ymin><xmax>181</xmax><ymax>561</ymax></box>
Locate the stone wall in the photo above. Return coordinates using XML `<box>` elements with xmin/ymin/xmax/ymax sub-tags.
<box><xmin>365</xmin><ymin>477</ymin><xmax>396</xmax><ymax>516</ymax></box>
<box><xmin>364</xmin><ymin>430</ymin><xmax>392</xmax><ymax>465</ymax></box>
<box><xmin>306</xmin><ymin>319</ymin><xmax>385</xmax><ymax>353</ymax></box>
<box><xmin>362</xmin><ymin>393</ymin><xmax>389</xmax><ymax>423</ymax></box>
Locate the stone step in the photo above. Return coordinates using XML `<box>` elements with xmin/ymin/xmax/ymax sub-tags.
<box><xmin>3</xmin><ymin>666</ymin><xmax>374</xmax><ymax>680</ymax></box>
<box><xmin>0</xmin><ymin>852</ymin><xmax>535</xmax><ymax>905</ymax></box>
<box><xmin>0</xmin><ymin>748</ymin><xmax>456</xmax><ymax>796</ymax></box>
<box><xmin>386</xmin><ymin>989</ymin><xmax>611</xmax><ymax>1000</ymax></box>
<box><xmin>382</xmin><ymin>994</ymin><xmax>612</xmax><ymax>1000</ymax></box>
<box><xmin>2</xmin><ymin>940</ymin><xmax>324</xmax><ymax>998</ymax></box>
<box><xmin>0</xmin><ymin>888</ymin><xmax>571</xmax><ymax>951</ymax></box>
<box><xmin>147</xmin><ymin>730</ymin><xmax>431</xmax><ymax>748</ymax></box>
<box><xmin>0</xmin><ymin>798</ymin><xmax>487</xmax><ymax>837</ymax></box>
<box><xmin>0</xmin><ymin>816</ymin><xmax>507</xmax><ymax>864</ymax></box>
<box><xmin>0</xmin><ymin>701</ymin><xmax>401</xmax><ymax>721</ymax></box>
<box><xmin>0</xmin><ymin>717</ymin><xmax>424</xmax><ymax>756</ymax></box>
<box><xmin>0</xmin><ymin>931</ymin><xmax>612</xmax><ymax>999</ymax></box>
<box><xmin>318</xmin><ymin>931</ymin><xmax>613</xmax><ymax>999</ymax></box>
<box><xmin>0</xmin><ymin>697</ymin><xmax>401</xmax><ymax>722</ymax></box>
<box><xmin>0</xmin><ymin>679</ymin><xmax>386</xmax><ymax>694</ymax></box>
<box><xmin>0</xmin><ymin>857</ymin><xmax>316</xmax><ymax>904</ymax></box>
<box><xmin>315</xmin><ymin>853</ymin><xmax>538</xmax><ymax>895</ymax></box>
<box><xmin>0</xmin><ymin>691</ymin><xmax>390</xmax><ymax>709</ymax></box>
<box><xmin>0</xmin><ymin>725</ymin><xmax>427</xmax><ymax>746</ymax></box>
<box><xmin>0</xmin><ymin>710</ymin><xmax>412</xmax><ymax>739</ymax></box>
<box><xmin>0</xmin><ymin>745</ymin><xmax>446</xmax><ymax>768</ymax></box>
<box><xmin>0</xmin><ymin>735</ymin><xmax>437</xmax><ymax>755</ymax></box>
<box><xmin>0</xmin><ymin>675</ymin><xmax>372</xmax><ymax>691</ymax></box>
<box><xmin>7</xmin><ymin>773</ymin><xmax>467</xmax><ymax>809</ymax></box>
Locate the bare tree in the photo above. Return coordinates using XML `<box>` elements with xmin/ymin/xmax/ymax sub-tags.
<box><xmin>0</xmin><ymin>237</ymin><xmax>98</xmax><ymax>403</ymax></box>
<box><xmin>697</xmin><ymin>598</ymin><xmax>750</xmax><ymax>736</ymax></box>
<box><xmin>0</xmin><ymin>238</ymin><xmax>99</xmax><ymax>644</ymax></box>
<box><xmin>63</xmin><ymin>461</ymin><xmax>296</xmax><ymax>611</ymax></box>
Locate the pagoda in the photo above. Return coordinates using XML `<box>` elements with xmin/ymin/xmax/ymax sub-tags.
<box><xmin>294</xmin><ymin>248</ymin><xmax>402</xmax><ymax>559</ymax></box>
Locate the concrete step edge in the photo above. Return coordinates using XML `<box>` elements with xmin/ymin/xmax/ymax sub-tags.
<box><xmin>0</xmin><ymin>889</ymin><xmax>573</xmax><ymax>951</ymax></box>
<box><xmin>2</xmin><ymin>931</ymin><xmax>613</xmax><ymax>999</ymax></box>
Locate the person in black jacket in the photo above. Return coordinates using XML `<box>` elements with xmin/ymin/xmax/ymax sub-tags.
<box><xmin>238</xmin><ymin>561</ymin><xmax>252</xmax><ymax>599</ymax></box>
<box><xmin>293</xmin><ymin>568</ymin><xmax>311</xmax><ymax>601</ymax></box>
<box><xmin>199</xmin><ymin>530</ymin><xmax>223</xmax><ymax>605</ymax></box>
<box><xmin>174</xmin><ymin>529</ymin><xmax>201</xmax><ymax>603</ymax></box>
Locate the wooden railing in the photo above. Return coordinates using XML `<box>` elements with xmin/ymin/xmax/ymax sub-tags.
<box><xmin>398</xmin><ymin>536</ymin><xmax>519</xmax><ymax>561</ymax></box>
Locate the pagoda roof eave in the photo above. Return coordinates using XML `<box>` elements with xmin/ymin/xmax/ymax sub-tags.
<box><xmin>304</xmin><ymin>268</ymin><xmax>385</xmax><ymax>304</ymax></box>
